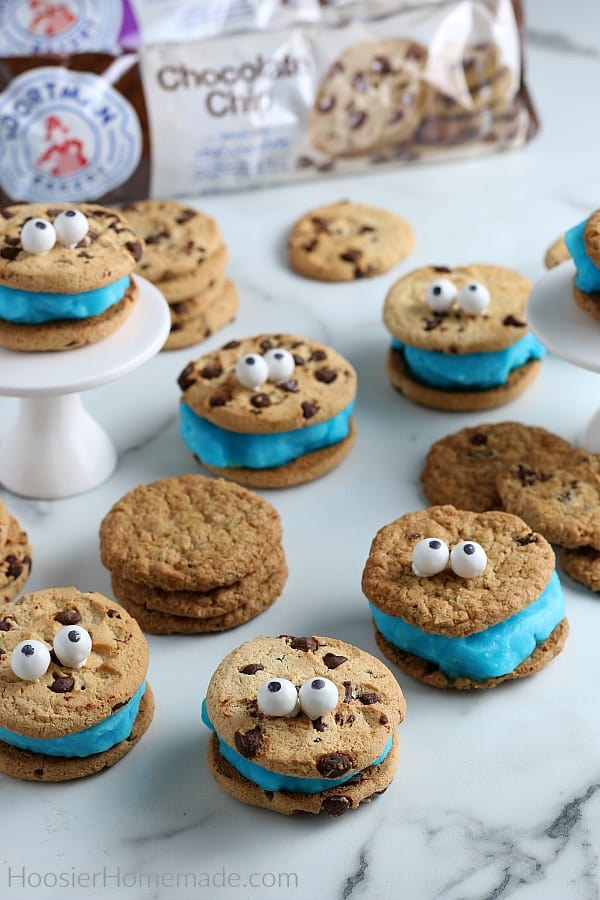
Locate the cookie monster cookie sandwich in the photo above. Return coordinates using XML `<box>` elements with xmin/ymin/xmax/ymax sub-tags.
<box><xmin>0</xmin><ymin>203</ymin><xmax>144</xmax><ymax>351</ymax></box>
<box><xmin>178</xmin><ymin>334</ymin><xmax>357</xmax><ymax>487</ymax></box>
<box><xmin>564</xmin><ymin>209</ymin><xmax>600</xmax><ymax>322</ymax></box>
<box><xmin>0</xmin><ymin>587</ymin><xmax>153</xmax><ymax>780</ymax></box>
<box><xmin>383</xmin><ymin>264</ymin><xmax>545</xmax><ymax>411</ymax></box>
<box><xmin>362</xmin><ymin>505</ymin><xmax>568</xmax><ymax>690</ymax></box>
<box><xmin>202</xmin><ymin>634</ymin><xmax>406</xmax><ymax>816</ymax></box>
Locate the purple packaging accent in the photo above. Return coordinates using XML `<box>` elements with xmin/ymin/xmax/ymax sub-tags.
<box><xmin>119</xmin><ymin>0</ymin><xmax>141</xmax><ymax>50</ymax></box>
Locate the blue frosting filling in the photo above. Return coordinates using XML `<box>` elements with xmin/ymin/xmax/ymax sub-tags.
<box><xmin>371</xmin><ymin>571</ymin><xmax>564</xmax><ymax>681</ymax></box>
<box><xmin>391</xmin><ymin>334</ymin><xmax>546</xmax><ymax>390</ymax></box>
<box><xmin>0</xmin><ymin>680</ymin><xmax>146</xmax><ymax>757</ymax></box>
<box><xmin>0</xmin><ymin>275</ymin><xmax>130</xmax><ymax>323</ymax></box>
<box><xmin>565</xmin><ymin>219</ymin><xmax>600</xmax><ymax>292</ymax></box>
<box><xmin>202</xmin><ymin>699</ymin><xmax>392</xmax><ymax>794</ymax></box>
<box><xmin>180</xmin><ymin>398</ymin><xmax>355</xmax><ymax>469</ymax></box>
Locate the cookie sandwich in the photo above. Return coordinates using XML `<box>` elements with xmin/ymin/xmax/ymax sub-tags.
<box><xmin>564</xmin><ymin>209</ymin><xmax>600</xmax><ymax>321</ymax></box>
<box><xmin>0</xmin><ymin>203</ymin><xmax>143</xmax><ymax>351</ymax></box>
<box><xmin>383</xmin><ymin>264</ymin><xmax>545</xmax><ymax>410</ymax></box>
<box><xmin>362</xmin><ymin>505</ymin><xmax>568</xmax><ymax>689</ymax></box>
<box><xmin>0</xmin><ymin>587</ymin><xmax>153</xmax><ymax>781</ymax></box>
<box><xmin>178</xmin><ymin>334</ymin><xmax>357</xmax><ymax>488</ymax></box>
<box><xmin>202</xmin><ymin>634</ymin><xmax>406</xmax><ymax>816</ymax></box>
<box><xmin>100</xmin><ymin>474</ymin><xmax>286</xmax><ymax>633</ymax></box>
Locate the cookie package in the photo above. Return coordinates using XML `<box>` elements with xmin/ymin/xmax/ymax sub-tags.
<box><xmin>0</xmin><ymin>1</ymin><xmax>537</xmax><ymax>203</ymax></box>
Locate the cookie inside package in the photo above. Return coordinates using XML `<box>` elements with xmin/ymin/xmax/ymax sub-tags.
<box><xmin>0</xmin><ymin>0</ymin><xmax>537</xmax><ymax>203</ymax></box>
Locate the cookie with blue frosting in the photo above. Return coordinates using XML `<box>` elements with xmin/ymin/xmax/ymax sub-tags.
<box><xmin>177</xmin><ymin>334</ymin><xmax>357</xmax><ymax>487</ymax></box>
<box><xmin>565</xmin><ymin>211</ymin><xmax>600</xmax><ymax>322</ymax></box>
<box><xmin>362</xmin><ymin>505</ymin><xmax>568</xmax><ymax>689</ymax></box>
<box><xmin>0</xmin><ymin>587</ymin><xmax>153</xmax><ymax>781</ymax></box>
<box><xmin>383</xmin><ymin>264</ymin><xmax>545</xmax><ymax>410</ymax></box>
<box><xmin>203</xmin><ymin>634</ymin><xmax>406</xmax><ymax>816</ymax></box>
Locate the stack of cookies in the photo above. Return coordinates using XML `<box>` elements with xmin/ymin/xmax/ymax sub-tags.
<box><xmin>99</xmin><ymin>474</ymin><xmax>287</xmax><ymax>633</ymax></box>
<box><xmin>0</xmin><ymin>499</ymin><xmax>32</xmax><ymax>604</ymax></box>
<box><xmin>118</xmin><ymin>200</ymin><xmax>238</xmax><ymax>350</ymax></box>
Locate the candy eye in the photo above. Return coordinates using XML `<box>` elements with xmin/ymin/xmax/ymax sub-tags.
<box><xmin>426</xmin><ymin>279</ymin><xmax>457</xmax><ymax>312</ymax></box>
<box><xmin>264</xmin><ymin>348</ymin><xmax>295</xmax><ymax>382</ymax></box>
<box><xmin>298</xmin><ymin>676</ymin><xmax>338</xmax><ymax>720</ymax></box>
<box><xmin>54</xmin><ymin>209</ymin><xmax>89</xmax><ymax>248</ymax></box>
<box><xmin>412</xmin><ymin>537</ymin><xmax>450</xmax><ymax>577</ymax></box>
<box><xmin>21</xmin><ymin>218</ymin><xmax>56</xmax><ymax>255</ymax></box>
<box><xmin>457</xmin><ymin>282</ymin><xmax>490</xmax><ymax>315</ymax></box>
<box><xmin>450</xmin><ymin>540</ymin><xmax>487</xmax><ymax>577</ymax></box>
<box><xmin>235</xmin><ymin>353</ymin><xmax>269</xmax><ymax>390</ymax></box>
<box><xmin>53</xmin><ymin>625</ymin><xmax>92</xmax><ymax>669</ymax></box>
<box><xmin>11</xmin><ymin>639</ymin><xmax>51</xmax><ymax>681</ymax></box>
<box><xmin>257</xmin><ymin>678</ymin><xmax>300</xmax><ymax>717</ymax></box>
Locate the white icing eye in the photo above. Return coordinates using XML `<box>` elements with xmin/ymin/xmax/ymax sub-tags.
<box><xmin>235</xmin><ymin>353</ymin><xmax>269</xmax><ymax>391</ymax></box>
<box><xmin>54</xmin><ymin>209</ymin><xmax>89</xmax><ymax>248</ymax></box>
<box><xmin>450</xmin><ymin>540</ymin><xmax>488</xmax><ymax>578</ymax></box>
<box><xmin>298</xmin><ymin>676</ymin><xmax>338</xmax><ymax>720</ymax></box>
<box><xmin>458</xmin><ymin>282</ymin><xmax>490</xmax><ymax>315</ymax></box>
<box><xmin>426</xmin><ymin>279</ymin><xmax>457</xmax><ymax>312</ymax></box>
<box><xmin>264</xmin><ymin>348</ymin><xmax>295</xmax><ymax>383</ymax></box>
<box><xmin>20</xmin><ymin>218</ymin><xmax>56</xmax><ymax>254</ymax></box>
<box><xmin>11</xmin><ymin>639</ymin><xmax>51</xmax><ymax>681</ymax></box>
<box><xmin>257</xmin><ymin>677</ymin><xmax>300</xmax><ymax>717</ymax></box>
<box><xmin>53</xmin><ymin>625</ymin><xmax>92</xmax><ymax>669</ymax></box>
<box><xmin>412</xmin><ymin>537</ymin><xmax>450</xmax><ymax>577</ymax></box>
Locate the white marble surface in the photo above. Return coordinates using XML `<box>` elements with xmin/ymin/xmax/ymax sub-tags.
<box><xmin>2</xmin><ymin>3</ymin><xmax>600</xmax><ymax>899</ymax></box>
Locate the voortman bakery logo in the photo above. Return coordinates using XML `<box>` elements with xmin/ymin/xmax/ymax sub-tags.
<box><xmin>0</xmin><ymin>0</ymin><xmax>122</xmax><ymax>56</ymax></box>
<box><xmin>0</xmin><ymin>67</ymin><xmax>142</xmax><ymax>202</ymax></box>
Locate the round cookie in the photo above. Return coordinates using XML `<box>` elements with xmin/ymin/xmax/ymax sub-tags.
<box><xmin>0</xmin><ymin>516</ymin><xmax>33</xmax><ymax>603</ymax></box>
<box><xmin>0</xmin><ymin>587</ymin><xmax>152</xmax><ymax>780</ymax></box>
<box><xmin>119</xmin><ymin>200</ymin><xmax>222</xmax><ymax>283</ymax></box>
<box><xmin>158</xmin><ymin>244</ymin><xmax>229</xmax><ymax>303</ymax></box>
<box><xmin>203</xmin><ymin>635</ymin><xmax>406</xmax><ymax>816</ymax></box>
<box><xmin>496</xmin><ymin>451</ymin><xmax>600</xmax><ymax>549</ymax></box>
<box><xmin>0</xmin><ymin>204</ymin><xmax>143</xmax><ymax>293</ymax></box>
<box><xmin>544</xmin><ymin>235</ymin><xmax>570</xmax><ymax>269</ymax></box>
<box><xmin>420</xmin><ymin>422</ymin><xmax>573</xmax><ymax>512</ymax></box>
<box><xmin>572</xmin><ymin>283</ymin><xmax>600</xmax><ymax>323</ymax></box>
<box><xmin>288</xmin><ymin>202</ymin><xmax>414</xmax><ymax>281</ymax></box>
<box><xmin>168</xmin><ymin>277</ymin><xmax>227</xmax><ymax>324</ymax></box>
<box><xmin>560</xmin><ymin>546</ymin><xmax>600</xmax><ymax>592</ymax></box>
<box><xmin>163</xmin><ymin>280</ymin><xmax>239</xmax><ymax>351</ymax></box>
<box><xmin>99</xmin><ymin>474</ymin><xmax>283</xmax><ymax>592</ymax></box>
<box><xmin>0</xmin><ymin>279</ymin><xmax>138</xmax><ymax>352</ymax></box>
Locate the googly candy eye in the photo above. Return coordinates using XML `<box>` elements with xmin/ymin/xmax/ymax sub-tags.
<box><xmin>264</xmin><ymin>348</ymin><xmax>295</xmax><ymax>383</ymax></box>
<box><xmin>298</xmin><ymin>676</ymin><xmax>338</xmax><ymax>720</ymax></box>
<box><xmin>457</xmin><ymin>282</ymin><xmax>490</xmax><ymax>315</ymax></box>
<box><xmin>426</xmin><ymin>279</ymin><xmax>457</xmax><ymax>313</ymax></box>
<box><xmin>257</xmin><ymin>677</ymin><xmax>300</xmax><ymax>717</ymax></box>
<box><xmin>53</xmin><ymin>625</ymin><xmax>92</xmax><ymax>668</ymax></box>
<box><xmin>11</xmin><ymin>639</ymin><xmax>51</xmax><ymax>681</ymax></box>
<box><xmin>450</xmin><ymin>540</ymin><xmax>488</xmax><ymax>578</ymax></box>
<box><xmin>20</xmin><ymin>218</ymin><xmax>56</xmax><ymax>255</ymax></box>
<box><xmin>235</xmin><ymin>353</ymin><xmax>269</xmax><ymax>391</ymax></box>
<box><xmin>54</xmin><ymin>209</ymin><xmax>89</xmax><ymax>248</ymax></box>
<box><xmin>412</xmin><ymin>537</ymin><xmax>450</xmax><ymax>577</ymax></box>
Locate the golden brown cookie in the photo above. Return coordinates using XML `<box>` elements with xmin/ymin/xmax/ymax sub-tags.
<box><xmin>204</xmin><ymin>635</ymin><xmax>406</xmax><ymax>815</ymax></box>
<box><xmin>163</xmin><ymin>279</ymin><xmax>239</xmax><ymax>351</ymax></box>
<box><xmin>560</xmin><ymin>546</ymin><xmax>600</xmax><ymax>592</ymax></box>
<box><xmin>497</xmin><ymin>452</ymin><xmax>600</xmax><ymax>549</ymax></box>
<box><xmin>0</xmin><ymin>517</ymin><xmax>33</xmax><ymax>603</ymax></box>
<box><xmin>288</xmin><ymin>202</ymin><xmax>414</xmax><ymax>281</ymax></box>
<box><xmin>157</xmin><ymin>244</ymin><xmax>229</xmax><ymax>303</ymax></box>
<box><xmin>167</xmin><ymin>277</ymin><xmax>227</xmax><ymax>323</ymax></box>
<box><xmin>572</xmin><ymin>283</ymin><xmax>600</xmax><ymax>322</ymax></box>
<box><xmin>420</xmin><ymin>422</ymin><xmax>573</xmax><ymax>512</ymax></box>
<box><xmin>544</xmin><ymin>235</ymin><xmax>570</xmax><ymax>269</ymax></box>
<box><xmin>0</xmin><ymin>499</ymin><xmax>11</xmax><ymax>550</ymax></box>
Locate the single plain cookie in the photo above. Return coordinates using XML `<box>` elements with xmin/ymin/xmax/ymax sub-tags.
<box><xmin>0</xmin><ymin>517</ymin><xmax>33</xmax><ymax>603</ymax></box>
<box><xmin>0</xmin><ymin>204</ymin><xmax>143</xmax><ymax>293</ymax></box>
<box><xmin>420</xmin><ymin>422</ymin><xmax>573</xmax><ymax>512</ymax></box>
<box><xmin>0</xmin><ymin>279</ymin><xmax>138</xmax><ymax>352</ymax></box>
<box><xmin>497</xmin><ymin>452</ymin><xmax>600</xmax><ymax>549</ymax></box>
<box><xmin>100</xmin><ymin>474</ymin><xmax>283</xmax><ymax>592</ymax></box>
<box><xmin>544</xmin><ymin>235</ymin><xmax>570</xmax><ymax>269</ymax></box>
<box><xmin>288</xmin><ymin>202</ymin><xmax>414</xmax><ymax>281</ymax></box>
<box><xmin>204</xmin><ymin>635</ymin><xmax>406</xmax><ymax>815</ymax></box>
<box><xmin>560</xmin><ymin>546</ymin><xmax>600</xmax><ymax>592</ymax></box>
<box><xmin>119</xmin><ymin>200</ymin><xmax>222</xmax><ymax>282</ymax></box>
<box><xmin>163</xmin><ymin>280</ymin><xmax>239</xmax><ymax>351</ymax></box>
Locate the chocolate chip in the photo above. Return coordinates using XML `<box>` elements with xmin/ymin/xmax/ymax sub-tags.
<box><xmin>251</xmin><ymin>393</ymin><xmax>271</xmax><ymax>409</ymax></box>
<box><xmin>433</xmin><ymin>266</ymin><xmax>451</xmax><ymax>273</ymax></box>
<box><xmin>315</xmin><ymin>367</ymin><xmax>338</xmax><ymax>384</ymax></box>
<box><xmin>349</xmin><ymin>110</ymin><xmax>367</xmax><ymax>129</ymax></box>
<box><xmin>313</xmin><ymin>717</ymin><xmax>328</xmax><ymax>732</ymax></box>
<box><xmin>340</xmin><ymin>249</ymin><xmax>361</xmax><ymax>263</ymax></box>
<box><xmin>358</xmin><ymin>225</ymin><xmax>376</xmax><ymax>234</ymax></box>
<box><xmin>311</xmin><ymin>217</ymin><xmax>330</xmax><ymax>234</ymax></box>
<box><xmin>259</xmin><ymin>339</ymin><xmax>274</xmax><ymax>351</ymax></box>
<box><xmin>317</xmin><ymin>753</ymin><xmax>354</xmax><ymax>778</ymax></box>
<box><xmin>34</xmin><ymin>768</ymin><xmax>44</xmax><ymax>777</ymax></box>
<box><xmin>470</xmin><ymin>433</ymin><xmax>488</xmax><ymax>446</ymax></box>
<box><xmin>292</xmin><ymin>354</ymin><xmax>305</xmax><ymax>366</ymax></box>
<box><xmin>301</xmin><ymin>401</ymin><xmax>319</xmax><ymax>420</ymax></box>
<box><xmin>421</xmin><ymin>315</ymin><xmax>447</xmax><ymax>331</ymax></box>
<box><xmin>209</xmin><ymin>393</ymin><xmax>230</xmax><ymax>408</ymax></box>
<box><xmin>239</xmin><ymin>663</ymin><xmax>264</xmax><ymax>675</ymax></box>
<box><xmin>107</xmin><ymin>609</ymin><xmax>121</xmax><ymax>619</ymax></box>
<box><xmin>503</xmin><ymin>315</ymin><xmax>527</xmax><ymax>327</ymax></box>
<box><xmin>317</xmin><ymin>95</ymin><xmax>335</xmax><ymax>113</ymax></box>
<box><xmin>112</xmin><ymin>700</ymin><xmax>126</xmax><ymax>712</ymax></box>
<box><xmin>4</xmin><ymin>236</ymin><xmax>18</xmax><ymax>246</ymax></box>
<box><xmin>357</xmin><ymin>691</ymin><xmax>380</xmax><ymax>705</ymax></box>
<box><xmin>278</xmin><ymin>379</ymin><xmax>299</xmax><ymax>393</ymax></box>
<box><xmin>145</xmin><ymin>230</ymin><xmax>170</xmax><ymax>245</ymax></box>
<box><xmin>0</xmin><ymin>209</ymin><xmax>14</xmax><ymax>218</ymax></box>
<box><xmin>379</xmin><ymin>714</ymin><xmax>388</xmax><ymax>725</ymax></box>
<box><xmin>49</xmin><ymin>673</ymin><xmax>75</xmax><ymax>693</ymax></box>
<box><xmin>0</xmin><ymin>617</ymin><xmax>14</xmax><ymax>631</ymax></box>
<box><xmin>177</xmin><ymin>363</ymin><xmax>196</xmax><ymax>391</ymax></box>
<box><xmin>343</xmin><ymin>681</ymin><xmax>353</xmax><ymax>703</ymax></box>
<box><xmin>0</xmin><ymin>247</ymin><xmax>19</xmax><ymax>261</ymax></box>
<box><xmin>311</xmin><ymin>349</ymin><xmax>327</xmax><ymax>361</ymax></box>
<box><xmin>288</xmin><ymin>636</ymin><xmax>318</xmax><ymax>652</ymax></box>
<box><xmin>234</xmin><ymin>725</ymin><xmax>262</xmax><ymax>758</ymax></box>
<box><xmin>517</xmin><ymin>465</ymin><xmax>549</xmax><ymax>487</ymax></box>
<box><xmin>302</xmin><ymin>239</ymin><xmax>318</xmax><ymax>252</ymax></box>
<box><xmin>388</xmin><ymin>108</ymin><xmax>406</xmax><ymax>125</ymax></box>
<box><xmin>77</xmin><ymin>251</ymin><xmax>93</xmax><ymax>259</ymax></box>
<box><xmin>406</xmin><ymin>44</ymin><xmax>426</xmax><ymax>61</ymax></box>
<box><xmin>175</xmin><ymin>209</ymin><xmax>197</xmax><ymax>224</ymax></box>
<box><xmin>352</xmin><ymin>72</ymin><xmax>369</xmax><ymax>92</ymax></box>
<box><xmin>125</xmin><ymin>241</ymin><xmax>143</xmax><ymax>262</ymax></box>
<box><xmin>323</xmin><ymin>653</ymin><xmax>347</xmax><ymax>669</ymax></box>
<box><xmin>371</xmin><ymin>55</ymin><xmax>391</xmax><ymax>74</ymax></box>
<box><xmin>200</xmin><ymin>363</ymin><xmax>223</xmax><ymax>380</ymax></box>
<box><xmin>4</xmin><ymin>555</ymin><xmax>23</xmax><ymax>579</ymax></box>
<box><xmin>409</xmin><ymin>533</ymin><xmax>422</xmax><ymax>540</ymax></box>
<box><xmin>322</xmin><ymin>795</ymin><xmax>352</xmax><ymax>816</ymax></box>
<box><xmin>222</xmin><ymin>340</ymin><xmax>240</xmax><ymax>349</ymax></box>
<box><xmin>54</xmin><ymin>608</ymin><xmax>81</xmax><ymax>626</ymax></box>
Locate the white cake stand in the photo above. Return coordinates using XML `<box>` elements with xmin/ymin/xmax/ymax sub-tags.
<box><xmin>527</xmin><ymin>261</ymin><xmax>600</xmax><ymax>451</ymax></box>
<box><xmin>0</xmin><ymin>276</ymin><xmax>170</xmax><ymax>499</ymax></box>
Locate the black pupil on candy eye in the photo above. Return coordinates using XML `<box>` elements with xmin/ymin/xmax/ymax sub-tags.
<box><xmin>22</xmin><ymin>644</ymin><xmax>34</xmax><ymax>656</ymax></box>
<box><xmin>35</xmin><ymin>221</ymin><xmax>46</xmax><ymax>230</ymax></box>
<box><xmin>433</xmin><ymin>286</ymin><xmax>442</xmax><ymax>295</ymax></box>
<box><xmin>464</xmin><ymin>544</ymin><xmax>476</xmax><ymax>555</ymax></box>
<box><xmin>468</xmin><ymin>284</ymin><xmax>477</xmax><ymax>291</ymax></box>
<box><xmin>275</xmin><ymin>353</ymin><xmax>283</xmax><ymax>360</ymax></box>
<box><xmin>268</xmin><ymin>681</ymin><xmax>281</xmax><ymax>692</ymax></box>
<box><xmin>66</xmin><ymin>210</ymin><xmax>76</xmax><ymax>217</ymax></box>
<box><xmin>246</xmin><ymin>358</ymin><xmax>255</xmax><ymax>366</ymax></box>
<box><xmin>311</xmin><ymin>679</ymin><xmax>325</xmax><ymax>690</ymax></box>
<box><xmin>68</xmin><ymin>630</ymin><xmax>80</xmax><ymax>643</ymax></box>
<box><xmin>428</xmin><ymin>540</ymin><xmax>441</xmax><ymax>550</ymax></box>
